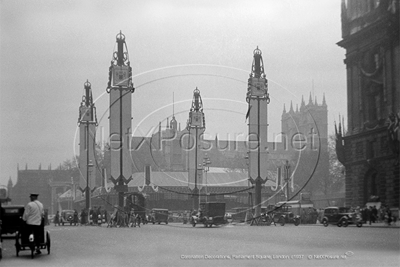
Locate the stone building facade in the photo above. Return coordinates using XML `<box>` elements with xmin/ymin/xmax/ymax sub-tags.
<box><xmin>336</xmin><ymin>0</ymin><xmax>399</xmax><ymax>209</ymax></box>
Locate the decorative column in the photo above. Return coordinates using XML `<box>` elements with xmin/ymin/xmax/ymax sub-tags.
<box><xmin>246</xmin><ymin>47</ymin><xmax>270</xmax><ymax>218</ymax></box>
<box><xmin>106</xmin><ymin>31</ymin><xmax>135</xmax><ymax>208</ymax></box>
<box><xmin>187</xmin><ymin>88</ymin><xmax>205</xmax><ymax>210</ymax></box>
<box><xmin>78</xmin><ymin>80</ymin><xmax>98</xmax><ymax>211</ymax></box>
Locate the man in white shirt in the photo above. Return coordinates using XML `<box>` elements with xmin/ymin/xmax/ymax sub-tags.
<box><xmin>23</xmin><ymin>193</ymin><xmax>44</xmax><ymax>254</ymax></box>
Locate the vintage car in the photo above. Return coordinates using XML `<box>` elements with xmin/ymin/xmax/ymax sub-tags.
<box><xmin>270</xmin><ymin>204</ymin><xmax>300</xmax><ymax>226</ymax></box>
<box><xmin>191</xmin><ymin>202</ymin><xmax>226</xmax><ymax>228</ymax></box>
<box><xmin>322</xmin><ymin>207</ymin><xmax>363</xmax><ymax>227</ymax></box>
<box><xmin>60</xmin><ymin>210</ymin><xmax>75</xmax><ymax>226</ymax></box>
<box><xmin>150</xmin><ymin>208</ymin><xmax>169</xmax><ymax>224</ymax></box>
<box><xmin>0</xmin><ymin>205</ymin><xmax>25</xmax><ymax>236</ymax></box>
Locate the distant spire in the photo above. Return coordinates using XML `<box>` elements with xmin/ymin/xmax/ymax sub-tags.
<box><xmin>322</xmin><ymin>93</ymin><xmax>327</xmax><ymax>106</ymax></box>
<box><xmin>315</xmin><ymin>96</ymin><xmax>318</xmax><ymax>105</ymax></box>
<box><xmin>289</xmin><ymin>101</ymin><xmax>294</xmax><ymax>113</ymax></box>
<box><xmin>170</xmin><ymin>92</ymin><xmax>177</xmax><ymax>130</ymax></box>
<box><xmin>8</xmin><ymin>176</ymin><xmax>13</xmax><ymax>187</ymax></box>
<box><xmin>301</xmin><ymin>95</ymin><xmax>305</xmax><ymax>107</ymax></box>
<box><xmin>312</xmin><ymin>79</ymin><xmax>315</xmax><ymax>100</ymax></box>
<box><xmin>308</xmin><ymin>92</ymin><xmax>313</xmax><ymax>105</ymax></box>
<box><xmin>342</xmin><ymin>116</ymin><xmax>345</xmax><ymax>136</ymax></box>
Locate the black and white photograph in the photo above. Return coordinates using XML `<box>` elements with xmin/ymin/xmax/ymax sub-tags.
<box><xmin>0</xmin><ymin>0</ymin><xmax>399</xmax><ymax>266</ymax></box>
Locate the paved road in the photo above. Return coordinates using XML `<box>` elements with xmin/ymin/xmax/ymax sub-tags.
<box><xmin>1</xmin><ymin>223</ymin><xmax>399</xmax><ymax>267</ymax></box>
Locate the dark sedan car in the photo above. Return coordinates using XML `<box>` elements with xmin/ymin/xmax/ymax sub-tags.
<box><xmin>1</xmin><ymin>205</ymin><xmax>25</xmax><ymax>236</ymax></box>
<box><xmin>60</xmin><ymin>210</ymin><xmax>75</xmax><ymax>226</ymax></box>
<box><xmin>322</xmin><ymin>207</ymin><xmax>362</xmax><ymax>227</ymax></box>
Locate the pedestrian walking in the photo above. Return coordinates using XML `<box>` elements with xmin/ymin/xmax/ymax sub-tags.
<box><xmin>54</xmin><ymin>210</ymin><xmax>60</xmax><ymax>226</ymax></box>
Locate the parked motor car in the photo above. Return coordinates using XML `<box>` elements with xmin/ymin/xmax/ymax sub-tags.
<box><xmin>60</xmin><ymin>210</ymin><xmax>75</xmax><ymax>226</ymax></box>
<box><xmin>0</xmin><ymin>205</ymin><xmax>24</xmax><ymax>236</ymax></box>
<box><xmin>268</xmin><ymin>203</ymin><xmax>300</xmax><ymax>226</ymax></box>
<box><xmin>322</xmin><ymin>207</ymin><xmax>362</xmax><ymax>227</ymax></box>
<box><xmin>150</xmin><ymin>208</ymin><xmax>169</xmax><ymax>224</ymax></box>
<box><xmin>191</xmin><ymin>202</ymin><xmax>227</xmax><ymax>228</ymax></box>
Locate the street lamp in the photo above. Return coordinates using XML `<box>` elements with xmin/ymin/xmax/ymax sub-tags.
<box><xmin>284</xmin><ymin>160</ymin><xmax>291</xmax><ymax>201</ymax></box>
<box><xmin>203</xmin><ymin>153</ymin><xmax>211</xmax><ymax>203</ymax></box>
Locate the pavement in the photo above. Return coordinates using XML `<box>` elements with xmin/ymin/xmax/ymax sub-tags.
<box><xmin>230</xmin><ymin>221</ymin><xmax>400</xmax><ymax>228</ymax></box>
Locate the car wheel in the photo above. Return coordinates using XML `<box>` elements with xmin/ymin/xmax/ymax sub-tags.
<box><xmin>46</xmin><ymin>232</ymin><xmax>51</xmax><ymax>254</ymax></box>
<box><xmin>15</xmin><ymin>233</ymin><xmax>21</xmax><ymax>257</ymax></box>
<box><xmin>322</xmin><ymin>219</ymin><xmax>328</xmax><ymax>227</ymax></box>
<box><xmin>342</xmin><ymin>219</ymin><xmax>348</xmax><ymax>227</ymax></box>
<box><xmin>337</xmin><ymin>221</ymin><xmax>342</xmax><ymax>227</ymax></box>
<box><xmin>279</xmin><ymin>217</ymin><xmax>285</xmax><ymax>226</ymax></box>
<box><xmin>356</xmin><ymin>222</ymin><xmax>363</xmax><ymax>228</ymax></box>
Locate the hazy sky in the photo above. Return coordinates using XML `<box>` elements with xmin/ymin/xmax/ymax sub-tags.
<box><xmin>0</xmin><ymin>0</ymin><xmax>346</xmax><ymax>186</ymax></box>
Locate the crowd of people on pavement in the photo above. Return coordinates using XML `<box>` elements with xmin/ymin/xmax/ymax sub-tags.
<box><xmin>52</xmin><ymin>206</ymin><xmax>111</xmax><ymax>226</ymax></box>
<box><xmin>357</xmin><ymin>205</ymin><xmax>397</xmax><ymax>226</ymax></box>
<box><xmin>48</xmin><ymin>204</ymin><xmax>152</xmax><ymax>228</ymax></box>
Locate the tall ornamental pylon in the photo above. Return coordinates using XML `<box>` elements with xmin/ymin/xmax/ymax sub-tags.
<box><xmin>246</xmin><ymin>47</ymin><xmax>270</xmax><ymax>218</ymax></box>
<box><xmin>106</xmin><ymin>31</ymin><xmax>135</xmax><ymax>208</ymax></box>
<box><xmin>186</xmin><ymin>88</ymin><xmax>205</xmax><ymax>210</ymax></box>
<box><xmin>78</xmin><ymin>80</ymin><xmax>98</xmax><ymax>211</ymax></box>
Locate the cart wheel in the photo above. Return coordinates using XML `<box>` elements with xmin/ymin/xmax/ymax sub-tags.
<box><xmin>46</xmin><ymin>232</ymin><xmax>51</xmax><ymax>254</ymax></box>
<box><xmin>294</xmin><ymin>218</ymin><xmax>300</xmax><ymax>226</ymax></box>
<box><xmin>279</xmin><ymin>217</ymin><xmax>285</xmax><ymax>226</ymax></box>
<box><xmin>15</xmin><ymin>233</ymin><xmax>21</xmax><ymax>257</ymax></box>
